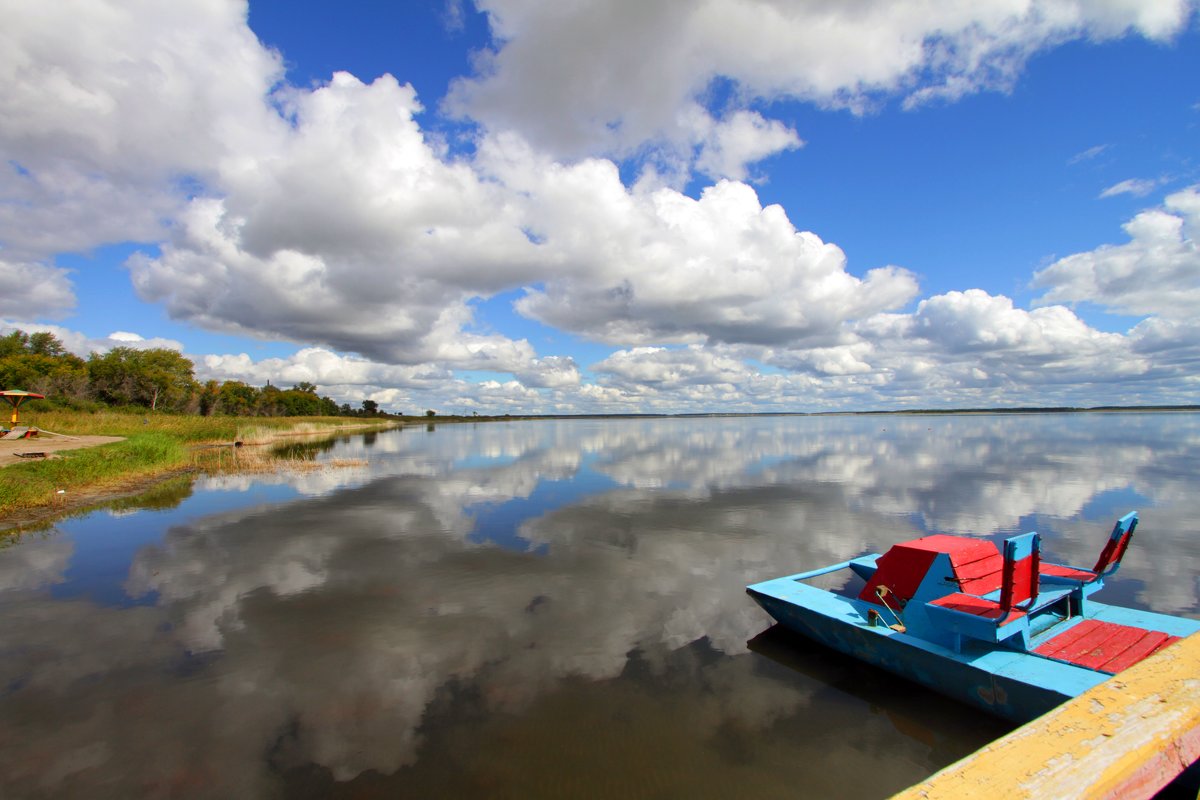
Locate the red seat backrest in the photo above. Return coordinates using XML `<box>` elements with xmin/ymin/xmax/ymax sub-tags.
<box><xmin>999</xmin><ymin>532</ymin><xmax>1040</xmax><ymax>611</ymax></box>
<box><xmin>1092</xmin><ymin>512</ymin><xmax>1137</xmax><ymax>576</ymax></box>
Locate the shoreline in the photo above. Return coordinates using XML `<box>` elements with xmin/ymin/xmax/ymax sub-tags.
<box><xmin>1</xmin><ymin>467</ymin><xmax>196</xmax><ymax>533</ymax></box>
<box><xmin>0</xmin><ymin>421</ymin><xmax>397</xmax><ymax>535</ymax></box>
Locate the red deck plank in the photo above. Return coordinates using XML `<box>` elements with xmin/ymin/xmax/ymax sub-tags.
<box><xmin>928</xmin><ymin>593</ymin><xmax>1025</xmax><ymax>625</ymax></box>
<box><xmin>1069</xmin><ymin>626</ymin><xmax>1151</xmax><ymax>670</ymax></box>
<box><xmin>1034</xmin><ymin>618</ymin><xmax>1102</xmax><ymax>658</ymax></box>
<box><xmin>955</xmin><ymin>557</ymin><xmax>1004</xmax><ymax>595</ymax></box>
<box><xmin>1043</xmin><ymin>621</ymin><xmax>1124</xmax><ymax>663</ymax></box>
<box><xmin>944</xmin><ymin>539</ymin><xmax>1004</xmax><ymax>595</ymax></box>
<box><xmin>1100</xmin><ymin>632</ymin><xmax>1177</xmax><ymax>674</ymax></box>
<box><xmin>1149</xmin><ymin>637</ymin><xmax>1180</xmax><ymax>656</ymax></box>
<box><xmin>1035</xmin><ymin>619</ymin><xmax>1181</xmax><ymax>674</ymax></box>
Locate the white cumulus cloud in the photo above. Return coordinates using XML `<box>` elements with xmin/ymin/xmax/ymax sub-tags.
<box><xmin>1033</xmin><ymin>185</ymin><xmax>1200</xmax><ymax>321</ymax></box>
<box><xmin>495</xmin><ymin>164</ymin><xmax>920</xmax><ymax>347</ymax></box>
<box><xmin>3</xmin><ymin>0</ymin><xmax>1197</xmax><ymax>414</ymax></box>
<box><xmin>0</xmin><ymin>259</ymin><xmax>75</xmax><ymax>318</ymax></box>
<box><xmin>0</xmin><ymin>0</ymin><xmax>284</xmax><ymax>260</ymax></box>
<box><xmin>448</xmin><ymin>0</ymin><xmax>1192</xmax><ymax>176</ymax></box>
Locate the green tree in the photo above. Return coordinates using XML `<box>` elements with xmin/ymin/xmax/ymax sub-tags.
<box><xmin>0</xmin><ymin>330</ymin><xmax>30</xmax><ymax>359</ymax></box>
<box><xmin>254</xmin><ymin>383</ymin><xmax>283</xmax><ymax>416</ymax></box>
<box><xmin>318</xmin><ymin>395</ymin><xmax>339</xmax><ymax>416</ymax></box>
<box><xmin>198</xmin><ymin>379</ymin><xmax>220</xmax><ymax>416</ymax></box>
<box><xmin>362</xmin><ymin>399</ymin><xmax>379</xmax><ymax>416</ymax></box>
<box><xmin>87</xmin><ymin>347</ymin><xmax>197</xmax><ymax>410</ymax></box>
<box><xmin>28</xmin><ymin>331</ymin><xmax>67</xmax><ymax>357</ymax></box>
<box><xmin>216</xmin><ymin>381</ymin><xmax>258</xmax><ymax>415</ymax></box>
<box><xmin>0</xmin><ymin>330</ymin><xmax>88</xmax><ymax>401</ymax></box>
<box><xmin>278</xmin><ymin>388</ymin><xmax>324</xmax><ymax>416</ymax></box>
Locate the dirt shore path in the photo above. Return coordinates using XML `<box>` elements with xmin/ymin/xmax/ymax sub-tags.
<box><xmin>0</xmin><ymin>433</ymin><xmax>126</xmax><ymax>467</ymax></box>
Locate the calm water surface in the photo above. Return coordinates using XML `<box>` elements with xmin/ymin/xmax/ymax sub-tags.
<box><xmin>2</xmin><ymin>413</ymin><xmax>1198</xmax><ymax>798</ymax></box>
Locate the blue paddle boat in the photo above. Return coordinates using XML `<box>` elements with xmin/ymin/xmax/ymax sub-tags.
<box><xmin>746</xmin><ymin>512</ymin><xmax>1199</xmax><ymax>722</ymax></box>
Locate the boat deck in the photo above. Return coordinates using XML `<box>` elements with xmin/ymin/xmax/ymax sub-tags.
<box><xmin>1034</xmin><ymin>619</ymin><xmax>1180</xmax><ymax>674</ymax></box>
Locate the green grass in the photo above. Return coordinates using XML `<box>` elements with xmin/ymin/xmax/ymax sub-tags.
<box><xmin>0</xmin><ymin>432</ymin><xmax>189</xmax><ymax>516</ymax></box>
<box><xmin>20</xmin><ymin>409</ymin><xmax>376</xmax><ymax>442</ymax></box>
<box><xmin>1</xmin><ymin>411</ymin><xmax>399</xmax><ymax>520</ymax></box>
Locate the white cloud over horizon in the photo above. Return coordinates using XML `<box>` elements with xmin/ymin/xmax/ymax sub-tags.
<box><xmin>1</xmin><ymin>0</ymin><xmax>1197</xmax><ymax>412</ymax></box>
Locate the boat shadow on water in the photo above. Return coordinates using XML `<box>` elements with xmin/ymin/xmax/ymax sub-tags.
<box><xmin>747</xmin><ymin>624</ymin><xmax>1013</xmax><ymax>762</ymax></box>
<box><xmin>749</xmin><ymin>625</ymin><xmax>1200</xmax><ymax>799</ymax></box>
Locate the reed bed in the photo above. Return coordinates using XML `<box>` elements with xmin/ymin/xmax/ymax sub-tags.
<box><xmin>194</xmin><ymin>444</ymin><xmax>368</xmax><ymax>475</ymax></box>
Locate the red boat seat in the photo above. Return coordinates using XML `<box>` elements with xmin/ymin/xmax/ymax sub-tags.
<box><xmin>1041</xmin><ymin>511</ymin><xmax>1137</xmax><ymax>587</ymax></box>
<box><xmin>925</xmin><ymin>593</ymin><xmax>1027</xmax><ymax>624</ymax></box>
<box><xmin>859</xmin><ymin>534</ymin><xmax>1002</xmax><ymax>606</ymax></box>
<box><xmin>924</xmin><ymin>532</ymin><xmax>1041</xmax><ymax>646</ymax></box>
<box><xmin>1039</xmin><ymin>563</ymin><xmax>1097</xmax><ymax>582</ymax></box>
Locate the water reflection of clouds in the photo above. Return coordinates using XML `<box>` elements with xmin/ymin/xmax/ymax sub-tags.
<box><xmin>0</xmin><ymin>534</ymin><xmax>72</xmax><ymax>591</ymax></box>
<box><xmin>0</xmin><ymin>414</ymin><xmax>1197</xmax><ymax>796</ymax></box>
<box><xmin>0</xmin><ymin>470</ymin><xmax>901</xmax><ymax>793</ymax></box>
<box><xmin>205</xmin><ymin>417</ymin><xmax>1200</xmax><ymax>547</ymax></box>
<box><xmin>118</xmin><ymin>482</ymin><xmax>947</xmax><ymax>790</ymax></box>
<box><xmin>411</xmin><ymin>415</ymin><xmax>1199</xmax><ymax>615</ymax></box>
<box><xmin>114</xmin><ymin>415</ymin><xmax>1200</xmax><ymax>654</ymax></box>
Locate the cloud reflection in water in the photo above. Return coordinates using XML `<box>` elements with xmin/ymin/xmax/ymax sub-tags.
<box><xmin>0</xmin><ymin>413</ymin><xmax>1195</xmax><ymax>797</ymax></box>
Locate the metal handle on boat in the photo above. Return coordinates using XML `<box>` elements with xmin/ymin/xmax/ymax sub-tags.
<box><xmin>873</xmin><ymin>586</ymin><xmax>907</xmax><ymax>633</ymax></box>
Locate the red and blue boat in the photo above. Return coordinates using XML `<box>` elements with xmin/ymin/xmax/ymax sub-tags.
<box><xmin>747</xmin><ymin>512</ymin><xmax>1199</xmax><ymax>722</ymax></box>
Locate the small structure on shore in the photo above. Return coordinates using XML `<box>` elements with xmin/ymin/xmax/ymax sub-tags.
<box><xmin>1</xmin><ymin>389</ymin><xmax>45</xmax><ymax>427</ymax></box>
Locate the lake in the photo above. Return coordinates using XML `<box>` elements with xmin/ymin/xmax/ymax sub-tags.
<box><xmin>1</xmin><ymin>412</ymin><xmax>1197</xmax><ymax>798</ymax></box>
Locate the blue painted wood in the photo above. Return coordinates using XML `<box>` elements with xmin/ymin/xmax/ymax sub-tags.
<box><xmin>746</xmin><ymin>511</ymin><xmax>1200</xmax><ymax>723</ymax></box>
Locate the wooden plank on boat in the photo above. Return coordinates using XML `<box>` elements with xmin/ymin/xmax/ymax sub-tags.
<box><xmin>1034</xmin><ymin>619</ymin><xmax>1180</xmax><ymax>674</ymax></box>
<box><xmin>890</xmin><ymin>631</ymin><xmax>1200</xmax><ymax>800</ymax></box>
<box><xmin>1099</xmin><ymin>631</ymin><xmax>1177</xmax><ymax>674</ymax></box>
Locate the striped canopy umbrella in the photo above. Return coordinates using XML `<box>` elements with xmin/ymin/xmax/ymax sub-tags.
<box><xmin>1</xmin><ymin>390</ymin><xmax>46</xmax><ymax>425</ymax></box>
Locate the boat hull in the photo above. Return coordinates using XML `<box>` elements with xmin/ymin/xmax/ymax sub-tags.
<box><xmin>746</xmin><ymin>577</ymin><xmax>1198</xmax><ymax>723</ymax></box>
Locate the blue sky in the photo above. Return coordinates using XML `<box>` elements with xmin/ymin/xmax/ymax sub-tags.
<box><xmin>2</xmin><ymin>1</ymin><xmax>1198</xmax><ymax>413</ymax></box>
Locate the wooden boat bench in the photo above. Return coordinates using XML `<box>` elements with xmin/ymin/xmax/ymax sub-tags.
<box><xmin>854</xmin><ymin>513</ymin><xmax>1143</xmax><ymax>653</ymax></box>
<box><xmin>924</xmin><ymin>531</ymin><xmax>1042</xmax><ymax>649</ymax></box>
<box><xmin>923</xmin><ymin>521</ymin><xmax>1125</xmax><ymax>652</ymax></box>
<box><xmin>1040</xmin><ymin>511</ymin><xmax>1136</xmax><ymax>589</ymax></box>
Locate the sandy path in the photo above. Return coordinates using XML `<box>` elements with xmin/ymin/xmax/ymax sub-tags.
<box><xmin>0</xmin><ymin>433</ymin><xmax>125</xmax><ymax>468</ymax></box>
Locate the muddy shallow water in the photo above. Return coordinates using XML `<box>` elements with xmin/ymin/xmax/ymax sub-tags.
<box><xmin>1</xmin><ymin>413</ymin><xmax>1196</xmax><ymax>798</ymax></box>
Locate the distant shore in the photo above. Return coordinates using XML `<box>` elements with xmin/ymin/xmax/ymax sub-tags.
<box><xmin>435</xmin><ymin>405</ymin><xmax>1200</xmax><ymax>420</ymax></box>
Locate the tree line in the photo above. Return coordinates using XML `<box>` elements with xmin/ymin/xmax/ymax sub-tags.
<box><xmin>0</xmin><ymin>330</ymin><xmax>390</xmax><ymax>417</ymax></box>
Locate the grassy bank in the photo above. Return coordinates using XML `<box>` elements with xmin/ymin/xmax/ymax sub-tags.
<box><xmin>0</xmin><ymin>432</ymin><xmax>189</xmax><ymax>517</ymax></box>
<box><xmin>20</xmin><ymin>409</ymin><xmax>381</xmax><ymax>442</ymax></box>
<box><xmin>0</xmin><ymin>411</ymin><xmax>397</xmax><ymax>522</ymax></box>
